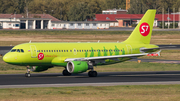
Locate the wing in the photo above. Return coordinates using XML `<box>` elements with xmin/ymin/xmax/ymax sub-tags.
<box><xmin>64</xmin><ymin>53</ymin><xmax>148</xmax><ymax>62</ymax></box>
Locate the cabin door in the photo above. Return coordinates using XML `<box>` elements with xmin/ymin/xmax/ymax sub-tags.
<box><xmin>30</xmin><ymin>45</ymin><xmax>37</xmax><ymax>58</ymax></box>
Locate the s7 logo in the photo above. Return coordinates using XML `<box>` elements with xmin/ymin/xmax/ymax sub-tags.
<box><xmin>139</xmin><ymin>22</ymin><xmax>150</xmax><ymax>36</ymax></box>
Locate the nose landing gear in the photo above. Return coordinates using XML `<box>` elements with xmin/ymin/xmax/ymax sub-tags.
<box><xmin>25</xmin><ymin>66</ymin><xmax>31</xmax><ymax>77</ymax></box>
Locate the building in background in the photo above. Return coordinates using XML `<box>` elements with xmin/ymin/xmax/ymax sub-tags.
<box><xmin>0</xmin><ymin>14</ymin><xmax>58</xmax><ymax>29</ymax></box>
<box><xmin>102</xmin><ymin>8</ymin><xmax>128</xmax><ymax>14</ymax></box>
<box><xmin>51</xmin><ymin>21</ymin><xmax>109</xmax><ymax>29</ymax></box>
<box><xmin>0</xmin><ymin>14</ymin><xmax>109</xmax><ymax>29</ymax></box>
<box><xmin>95</xmin><ymin>13</ymin><xmax>180</xmax><ymax>27</ymax></box>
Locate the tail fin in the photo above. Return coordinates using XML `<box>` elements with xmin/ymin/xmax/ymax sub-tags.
<box><xmin>124</xmin><ymin>9</ymin><xmax>156</xmax><ymax>44</ymax></box>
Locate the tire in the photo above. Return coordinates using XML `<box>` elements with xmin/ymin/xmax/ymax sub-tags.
<box><xmin>62</xmin><ymin>70</ymin><xmax>71</xmax><ymax>76</ymax></box>
<box><xmin>25</xmin><ymin>73</ymin><xmax>31</xmax><ymax>77</ymax></box>
<box><xmin>88</xmin><ymin>71</ymin><xmax>93</xmax><ymax>77</ymax></box>
<box><xmin>92</xmin><ymin>71</ymin><xmax>97</xmax><ymax>77</ymax></box>
<box><xmin>88</xmin><ymin>71</ymin><xmax>97</xmax><ymax>77</ymax></box>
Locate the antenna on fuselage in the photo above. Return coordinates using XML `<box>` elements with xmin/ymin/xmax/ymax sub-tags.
<box><xmin>29</xmin><ymin>40</ymin><xmax>31</xmax><ymax>43</ymax></box>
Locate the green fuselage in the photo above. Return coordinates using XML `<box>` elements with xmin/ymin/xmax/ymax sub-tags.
<box><xmin>3</xmin><ymin>42</ymin><xmax>158</xmax><ymax>67</ymax></box>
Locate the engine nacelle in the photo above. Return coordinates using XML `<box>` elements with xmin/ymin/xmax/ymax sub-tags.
<box><xmin>67</xmin><ymin>61</ymin><xmax>89</xmax><ymax>73</ymax></box>
<box><xmin>30</xmin><ymin>66</ymin><xmax>53</xmax><ymax>72</ymax></box>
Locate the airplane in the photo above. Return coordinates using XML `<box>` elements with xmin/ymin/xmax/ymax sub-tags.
<box><xmin>3</xmin><ymin>9</ymin><xmax>160</xmax><ymax>77</ymax></box>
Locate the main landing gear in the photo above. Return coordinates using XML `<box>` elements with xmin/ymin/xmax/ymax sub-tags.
<box><xmin>88</xmin><ymin>71</ymin><xmax>97</xmax><ymax>77</ymax></box>
<box><xmin>25</xmin><ymin>66</ymin><xmax>31</xmax><ymax>77</ymax></box>
<box><xmin>88</xmin><ymin>61</ymin><xmax>98</xmax><ymax>77</ymax></box>
<box><xmin>62</xmin><ymin>69</ymin><xmax>71</xmax><ymax>76</ymax></box>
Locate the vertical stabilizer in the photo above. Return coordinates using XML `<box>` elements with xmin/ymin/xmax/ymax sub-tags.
<box><xmin>124</xmin><ymin>9</ymin><xmax>156</xmax><ymax>44</ymax></box>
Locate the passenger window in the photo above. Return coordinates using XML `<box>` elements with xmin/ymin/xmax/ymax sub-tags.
<box><xmin>59</xmin><ymin>50</ymin><xmax>61</xmax><ymax>52</ymax></box>
<box><xmin>51</xmin><ymin>50</ymin><xmax>53</xmax><ymax>52</ymax></box>
<box><xmin>17</xmin><ymin>49</ymin><xmax>20</xmax><ymax>52</ymax></box>
<box><xmin>21</xmin><ymin>49</ymin><xmax>24</xmax><ymax>53</ymax></box>
<box><xmin>79</xmin><ymin>50</ymin><xmax>81</xmax><ymax>52</ymax></box>
<box><xmin>67</xmin><ymin>50</ymin><xmax>68</xmax><ymax>52</ymax></box>
<box><xmin>64</xmin><ymin>50</ymin><xmax>66</xmax><ymax>52</ymax></box>
<box><xmin>41</xmin><ymin>50</ymin><xmax>43</xmax><ymax>52</ymax></box>
<box><xmin>89</xmin><ymin>50</ymin><xmax>91</xmax><ymax>52</ymax></box>
<box><xmin>44</xmin><ymin>50</ymin><xmax>46</xmax><ymax>52</ymax></box>
<box><xmin>46</xmin><ymin>50</ymin><xmax>48</xmax><ymax>52</ymax></box>
<box><xmin>49</xmin><ymin>50</ymin><xmax>51</xmax><ymax>52</ymax></box>
<box><xmin>70</xmin><ymin>50</ymin><xmax>72</xmax><ymax>52</ymax></box>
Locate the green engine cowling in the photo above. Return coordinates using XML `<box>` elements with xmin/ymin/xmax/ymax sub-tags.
<box><xmin>30</xmin><ymin>66</ymin><xmax>53</xmax><ymax>72</ymax></box>
<box><xmin>67</xmin><ymin>61</ymin><xmax>89</xmax><ymax>73</ymax></box>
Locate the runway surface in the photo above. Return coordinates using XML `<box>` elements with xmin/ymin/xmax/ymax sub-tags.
<box><xmin>1</xmin><ymin>71</ymin><xmax>180</xmax><ymax>88</ymax></box>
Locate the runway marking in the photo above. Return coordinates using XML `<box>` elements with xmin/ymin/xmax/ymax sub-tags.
<box><xmin>1</xmin><ymin>81</ymin><xmax>180</xmax><ymax>88</ymax></box>
<box><xmin>109</xmin><ymin>74</ymin><xmax>180</xmax><ymax>77</ymax></box>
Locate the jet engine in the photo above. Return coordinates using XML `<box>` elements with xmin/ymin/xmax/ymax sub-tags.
<box><xmin>67</xmin><ymin>61</ymin><xmax>91</xmax><ymax>73</ymax></box>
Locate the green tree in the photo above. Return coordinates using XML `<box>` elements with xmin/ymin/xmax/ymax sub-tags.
<box><xmin>0</xmin><ymin>0</ymin><xmax>20</xmax><ymax>14</ymax></box>
<box><xmin>173</xmin><ymin>0</ymin><xmax>180</xmax><ymax>12</ymax></box>
<box><xmin>128</xmin><ymin>0</ymin><xmax>143</xmax><ymax>14</ymax></box>
<box><xmin>105</xmin><ymin>0</ymin><xmax>126</xmax><ymax>9</ymax></box>
<box><xmin>159</xmin><ymin>22</ymin><xmax>168</xmax><ymax>28</ymax></box>
<box><xmin>67</xmin><ymin>2</ymin><xmax>89</xmax><ymax>21</ymax></box>
<box><xmin>169</xmin><ymin>22</ymin><xmax>178</xmax><ymax>28</ymax></box>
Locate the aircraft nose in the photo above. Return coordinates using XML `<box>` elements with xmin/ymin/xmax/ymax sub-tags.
<box><xmin>3</xmin><ymin>54</ymin><xmax>10</xmax><ymax>63</ymax></box>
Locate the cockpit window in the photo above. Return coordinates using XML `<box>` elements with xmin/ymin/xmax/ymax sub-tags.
<box><xmin>11</xmin><ymin>49</ymin><xmax>16</xmax><ymax>52</ymax></box>
<box><xmin>21</xmin><ymin>49</ymin><xmax>24</xmax><ymax>52</ymax></box>
<box><xmin>10</xmin><ymin>49</ymin><xmax>24</xmax><ymax>53</ymax></box>
<box><xmin>17</xmin><ymin>49</ymin><xmax>20</xmax><ymax>52</ymax></box>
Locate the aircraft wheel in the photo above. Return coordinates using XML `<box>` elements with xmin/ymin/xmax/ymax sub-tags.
<box><xmin>62</xmin><ymin>69</ymin><xmax>71</xmax><ymax>76</ymax></box>
<box><xmin>88</xmin><ymin>71</ymin><xmax>97</xmax><ymax>77</ymax></box>
<box><xmin>25</xmin><ymin>73</ymin><xmax>31</xmax><ymax>77</ymax></box>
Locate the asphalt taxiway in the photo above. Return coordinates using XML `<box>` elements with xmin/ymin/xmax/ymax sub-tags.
<box><xmin>1</xmin><ymin>71</ymin><xmax>180</xmax><ymax>88</ymax></box>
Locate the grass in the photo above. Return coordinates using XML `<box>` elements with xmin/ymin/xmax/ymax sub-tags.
<box><xmin>0</xmin><ymin>30</ymin><xmax>180</xmax><ymax>46</ymax></box>
<box><xmin>0</xmin><ymin>85</ymin><xmax>180</xmax><ymax>101</ymax></box>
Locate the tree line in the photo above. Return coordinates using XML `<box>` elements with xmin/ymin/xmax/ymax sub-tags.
<box><xmin>128</xmin><ymin>0</ymin><xmax>180</xmax><ymax>14</ymax></box>
<box><xmin>0</xmin><ymin>0</ymin><xmax>125</xmax><ymax>21</ymax></box>
<box><xmin>0</xmin><ymin>0</ymin><xmax>180</xmax><ymax>21</ymax></box>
